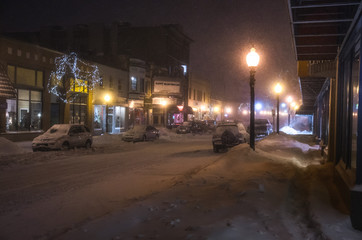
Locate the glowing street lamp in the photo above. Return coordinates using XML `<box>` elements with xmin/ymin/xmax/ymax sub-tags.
<box><xmin>274</xmin><ymin>83</ymin><xmax>282</xmax><ymax>134</ymax></box>
<box><xmin>161</xmin><ymin>100</ymin><xmax>167</xmax><ymax>127</ymax></box>
<box><xmin>246</xmin><ymin>47</ymin><xmax>260</xmax><ymax>150</ymax></box>
<box><xmin>104</xmin><ymin>94</ymin><xmax>111</xmax><ymax>133</ymax></box>
<box><xmin>225</xmin><ymin>107</ymin><xmax>232</xmax><ymax>114</ymax></box>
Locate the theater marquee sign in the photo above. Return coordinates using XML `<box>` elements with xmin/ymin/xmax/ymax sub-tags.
<box><xmin>154</xmin><ymin>80</ymin><xmax>180</xmax><ymax>93</ymax></box>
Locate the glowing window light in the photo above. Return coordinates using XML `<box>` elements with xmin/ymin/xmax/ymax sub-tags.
<box><xmin>225</xmin><ymin>107</ymin><xmax>232</xmax><ymax>114</ymax></box>
<box><xmin>242</xmin><ymin>110</ymin><xmax>248</xmax><ymax>115</ymax></box>
<box><xmin>214</xmin><ymin>106</ymin><xmax>220</xmax><ymax>112</ymax></box>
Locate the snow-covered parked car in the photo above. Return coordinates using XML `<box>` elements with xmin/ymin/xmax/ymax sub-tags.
<box><xmin>212</xmin><ymin>122</ymin><xmax>246</xmax><ymax>153</ymax></box>
<box><xmin>176</xmin><ymin>121</ymin><xmax>192</xmax><ymax>134</ymax></box>
<box><xmin>32</xmin><ymin>124</ymin><xmax>92</xmax><ymax>151</ymax></box>
<box><xmin>122</xmin><ymin>125</ymin><xmax>160</xmax><ymax>142</ymax></box>
<box><xmin>254</xmin><ymin>118</ymin><xmax>273</xmax><ymax>136</ymax></box>
<box><xmin>237</xmin><ymin>122</ymin><xmax>250</xmax><ymax>143</ymax></box>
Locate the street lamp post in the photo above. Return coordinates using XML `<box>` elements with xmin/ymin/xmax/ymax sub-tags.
<box><xmin>246</xmin><ymin>47</ymin><xmax>260</xmax><ymax>151</ymax></box>
<box><xmin>274</xmin><ymin>83</ymin><xmax>282</xmax><ymax>134</ymax></box>
<box><xmin>161</xmin><ymin>100</ymin><xmax>167</xmax><ymax>127</ymax></box>
<box><xmin>104</xmin><ymin>94</ymin><xmax>111</xmax><ymax>133</ymax></box>
<box><xmin>286</xmin><ymin>96</ymin><xmax>293</xmax><ymax>126</ymax></box>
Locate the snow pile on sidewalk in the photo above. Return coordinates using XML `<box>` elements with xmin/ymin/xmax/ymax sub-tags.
<box><xmin>256</xmin><ymin>133</ymin><xmax>321</xmax><ymax>167</ymax></box>
<box><xmin>0</xmin><ymin>137</ymin><xmax>27</xmax><ymax>156</ymax></box>
<box><xmin>280</xmin><ymin>126</ymin><xmax>312</xmax><ymax>135</ymax></box>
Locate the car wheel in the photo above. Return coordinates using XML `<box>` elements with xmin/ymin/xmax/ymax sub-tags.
<box><xmin>85</xmin><ymin>140</ymin><xmax>92</xmax><ymax>149</ymax></box>
<box><xmin>213</xmin><ymin>144</ymin><xmax>219</xmax><ymax>153</ymax></box>
<box><xmin>61</xmin><ymin>142</ymin><xmax>70</xmax><ymax>151</ymax></box>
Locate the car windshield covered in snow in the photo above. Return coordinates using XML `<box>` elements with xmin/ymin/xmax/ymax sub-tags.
<box><xmin>215</xmin><ymin>125</ymin><xmax>239</xmax><ymax>136</ymax></box>
<box><xmin>129</xmin><ymin>125</ymin><xmax>146</xmax><ymax>133</ymax></box>
<box><xmin>46</xmin><ymin>124</ymin><xmax>70</xmax><ymax>135</ymax></box>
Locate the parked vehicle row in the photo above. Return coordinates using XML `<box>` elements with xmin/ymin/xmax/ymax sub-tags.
<box><xmin>176</xmin><ymin>120</ymin><xmax>216</xmax><ymax>134</ymax></box>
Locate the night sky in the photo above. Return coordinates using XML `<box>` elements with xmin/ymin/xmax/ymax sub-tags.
<box><xmin>0</xmin><ymin>0</ymin><xmax>299</xmax><ymax>104</ymax></box>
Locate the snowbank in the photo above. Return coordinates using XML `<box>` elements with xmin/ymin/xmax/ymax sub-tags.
<box><xmin>280</xmin><ymin>126</ymin><xmax>312</xmax><ymax>135</ymax></box>
<box><xmin>0</xmin><ymin>137</ymin><xmax>27</xmax><ymax>156</ymax></box>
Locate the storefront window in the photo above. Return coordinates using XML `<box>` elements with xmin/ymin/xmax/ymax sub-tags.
<box><xmin>7</xmin><ymin>65</ymin><xmax>15</xmax><ymax>82</ymax></box>
<box><xmin>94</xmin><ymin>105</ymin><xmax>104</xmax><ymax>130</ymax></box>
<box><xmin>69</xmin><ymin>96</ymin><xmax>87</xmax><ymax>124</ymax></box>
<box><xmin>114</xmin><ymin>106</ymin><xmax>126</xmax><ymax>130</ymax></box>
<box><xmin>351</xmin><ymin>56</ymin><xmax>359</xmax><ymax>169</ymax></box>
<box><xmin>6</xmin><ymin>99</ymin><xmax>16</xmax><ymax>131</ymax></box>
<box><xmin>13</xmin><ymin>89</ymin><xmax>43</xmax><ymax>131</ymax></box>
<box><xmin>17</xmin><ymin>67</ymin><xmax>36</xmax><ymax>86</ymax></box>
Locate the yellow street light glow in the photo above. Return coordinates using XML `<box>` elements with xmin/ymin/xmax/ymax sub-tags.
<box><xmin>291</xmin><ymin>102</ymin><xmax>296</xmax><ymax>108</ymax></box>
<box><xmin>201</xmin><ymin>105</ymin><xmax>206</xmax><ymax>111</ymax></box>
<box><xmin>214</xmin><ymin>106</ymin><xmax>220</xmax><ymax>112</ymax></box>
<box><xmin>226</xmin><ymin>107</ymin><xmax>232</xmax><ymax>114</ymax></box>
<box><xmin>242</xmin><ymin>110</ymin><xmax>248</xmax><ymax>115</ymax></box>
<box><xmin>286</xmin><ymin>96</ymin><xmax>293</xmax><ymax>103</ymax></box>
<box><xmin>246</xmin><ymin>48</ymin><xmax>260</xmax><ymax>67</ymax></box>
<box><xmin>294</xmin><ymin>105</ymin><xmax>299</xmax><ymax>110</ymax></box>
<box><xmin>104</xmin><ymin>94</ymin><xmax>111</xmax><ymax>102</ymax></box>
<box><xmin>274</xmin><ymin>83</ymin><xmax>282</xmax><ymax>94</ymax></box>
<box><xmin>129</xmin><ymin>100</ymin><xmax>134</xmax><ymax>109</ymax></box>
<box><xmin>161</xmin><ymin>100</ymin><xmax>167</xmax><ymax>106</ymax></box>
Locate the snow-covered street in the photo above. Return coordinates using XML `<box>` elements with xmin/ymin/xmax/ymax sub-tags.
<box><xmin>0</xmin><ymin>131</ymin><xmax>361</xmax><ymax>239</ymax></box>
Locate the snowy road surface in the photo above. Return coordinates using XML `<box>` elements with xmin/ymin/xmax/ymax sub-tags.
<box><xmin>0</xmin><ymin>131</ymin><xmax>361</xmax><ymax>239</ymax></box>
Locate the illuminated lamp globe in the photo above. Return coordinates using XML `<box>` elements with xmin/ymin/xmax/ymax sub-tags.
<box><xmin>274</xmin><ymin>83</ymin><xmax>282</xmax><ymax>94</ymax></box>
<box><xmin>104</xmin><ymin>94</ymin><xmax>111</xmax><ymax>103</ymax></box>
<box><xmin>246</xmin><ymin>48</ymin><xmax>260</xmax><ymax>67</ymax></box>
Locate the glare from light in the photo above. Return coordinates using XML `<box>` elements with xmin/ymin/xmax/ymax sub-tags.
<box><xmin>242</xmin><ymin>110</ymin><xmax>248</xmax><ymax>115</ymax></box>
<box><xmin>274</xmin><ymin>83</ymin><xmax>282</xmax><ymax>94</ymax></box>
<box><xmin>104</xmin><ymin>94</ymin><xmax>111</xmax><ymax>102</ymax></box>
<box><xmin>246</xmin><ymin>48</ymin><xmax>260</xmax><ymax>67</ymax></box>
<box><xmin>161</xmin><ymin>100</ymin><xmax>167</xmax><ymax>106</ymax></box>
<box><xmin>226</xmin><ymin>107</ymin><xmax>232</xmax><ymax>114</ymax></box>
<box><xmin>214</xmin><ymin>106</ymin><xmax>220</xmax><ymax>113</ymax></box>
<box><xmin>291</xmin><ymin>102</ymin><xmax>296</xmax><ymax>108</ymax></box>
<box><xmin>281</xmin><ymin>103</ymin><xmax>286</xmax><ymax>108</ymax></box>
<box><xmin>129</xmin><ymin>100</ymin><xmax>135</xmax><ymax>109</ymax></box>
<box><xmin>201</xmin><ymin>105</ymin><xmax>206</xmax><ymax>111</ymax></box>
<box><xmin>37</xmin><ymin>113</ymin><xmax>41</xmax><ymax>118</ymax></box>
<box><xmin>255</xmin><ymin>103</ymin><xmax>262</xmax><ymax>110</ymax></box>
<box><xmin>286</xmin><ymin>96</ymin><xmax>293</xmax><ymax>103</ymax></box>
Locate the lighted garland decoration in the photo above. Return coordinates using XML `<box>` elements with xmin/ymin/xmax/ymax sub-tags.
<box><xmin>48</xmin><ymin>52</ymin><xmax>101</xmax><ymax>103</ymax></box>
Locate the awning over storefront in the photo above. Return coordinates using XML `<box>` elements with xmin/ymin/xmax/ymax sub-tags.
<box><xmin>288</xmin><ymin>0</ymin><xmax>360</xmax><ymax>61</ymax></box>
<box><xmin>0</xmin><ymin>63</ymin><xmax>16</xmax><ymax>99</ymax></box>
